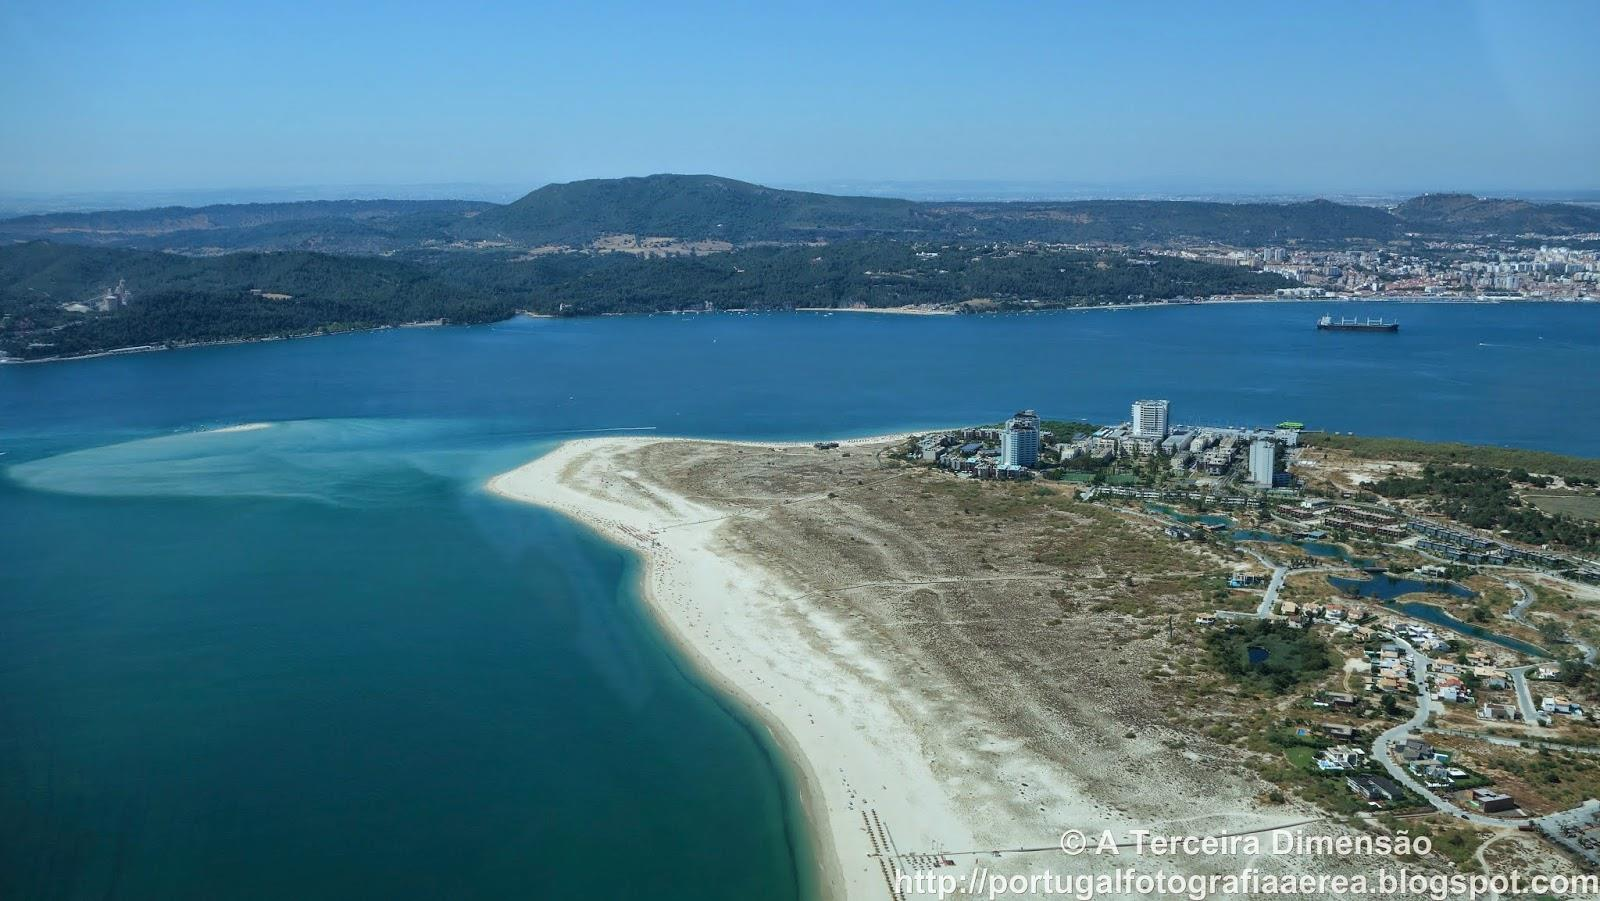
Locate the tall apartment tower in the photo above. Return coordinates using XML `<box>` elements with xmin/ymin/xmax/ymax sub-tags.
<box><xmin>1131</xmin><ymin>399</ymin><xmax>1170</xmax><ymax>438</ymax></box>
<box><xmin>1248</xmin><ymin>439</ymin><xmax>1277</xmax><ymax>488</ymax></box>
<box><xmin>1000</xmin><ymin>409</ymin><xmax>1041</xmax><ymax>468</ymax></box>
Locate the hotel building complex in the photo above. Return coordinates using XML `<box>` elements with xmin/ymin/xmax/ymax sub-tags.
<box><xmin>1131</xmin><ymin>399</ymin><xmax>1170</xmax><ymax>439</ymax></box>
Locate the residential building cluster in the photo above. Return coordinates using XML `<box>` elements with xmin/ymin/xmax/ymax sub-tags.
<box><xmin>1408</xmin><ymin>516</ymin><xmax>1600</xmax><ymax>585</ymax></box>
<box><xmin>1058</xmin><ymin>399</ymin><xmax>1299</xmax><ymax>489</ymax></box>
<box><xmin>1273</xmin><ymin>501</ymin><xmax>1410</xmax><ymax>542</ymax></box>
<box><xmin>911</xmin><ymin>399</ymin><xmax>1311</xmax><ymax>494</ymax></box>
<box><xmin>1160</xmin><ymin>241</ymin><xmax>1600</xmax><ymax>300</ymax></box>
<box><xmin>909</xmin><ymin>411</ymin><xmax>1045</xmax><ymax>480</ymax></box>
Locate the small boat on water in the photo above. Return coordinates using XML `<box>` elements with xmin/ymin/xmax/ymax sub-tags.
<box><xmin>1317</xmin><ymin>315</ymin><xmax>1399</xmax><ymax>332</ymax></box>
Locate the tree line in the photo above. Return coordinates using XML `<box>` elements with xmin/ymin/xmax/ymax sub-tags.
<box><xmin>1</xmin><ymin>240</ymin><xmax>1289</xmax><ymax>360</ymax></box>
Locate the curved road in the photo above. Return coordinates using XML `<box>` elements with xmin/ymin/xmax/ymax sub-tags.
<box><xmin>1371</xmin><ymin>586</ymin><xmax>1600</xmax><ymax>829</ymax></box>
<box><xmin>1239</xmin><ymin>548</ymin><xmax>1348</xmax><ymax>618</ymax></box>
<box><xmin>1371</xmin><ymin>638</ymin><xmax>1535</xmax><ymax>827</ymax></box>
<box><xmin>1506</xmin><ymin>580</ymin><xmax>1536</xmax><ymax>624</ymax></box>
<box><xmin>1506</xmin><ymin>579</ymin><xmax>1596</xmax><ymax>664</ymax></box>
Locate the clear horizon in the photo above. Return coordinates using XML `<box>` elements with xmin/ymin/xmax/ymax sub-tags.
<box><xmin>5</xmin><ymin>178</ymin><xmax>1600</xmax><ymax>221</ymax></box>
<box><xmin>2</xmin><ymin>1</ymin><xmax>1598</xmax><ymax>198</ymax></box>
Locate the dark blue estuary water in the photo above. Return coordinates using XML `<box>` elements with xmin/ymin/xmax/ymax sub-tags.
<box><xmin>1</xmin><ymin>302</ymin><xmax>1594</xmax><ymax>898</ymax></box>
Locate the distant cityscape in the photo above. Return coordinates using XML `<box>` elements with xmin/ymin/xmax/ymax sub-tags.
<box><xmin>1160</xmin><ymin>242</ymin><xmax>1600</xmax><ymax>300</ymax></box>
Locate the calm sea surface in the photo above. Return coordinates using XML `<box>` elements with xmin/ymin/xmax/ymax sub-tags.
<box><xmin>1</xmin><ymin>302</ymin><xmax>1596</xmax><ymax>898</ymax></box>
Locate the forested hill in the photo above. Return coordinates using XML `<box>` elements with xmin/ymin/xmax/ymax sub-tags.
<box><xmin>0</xmin><ymin>242</ymin><xmax>507</xmax><ymax>360</ymax></box>
<box><xmin>467</xmin><ymin>177</ymin><xmax>1400</xmax><ymax>245</ymax></box>
<box><xmin>475</xmin><ymin>178</ymin><xmax>1600</xmax><ymax>243</ymax></box>
<box><xmin>1394</xmin><ymin>193</ymin><xmax>1600</xmax><ymax>236</ymax></box>
<box><xmin>472</xmin><ymin>174</ymin><xmax>925</xmax><ymax>243</ymax></box>
<box><xmin>0</xmin><ymin>240</ymin><xmax>1288</xmax><ymax>360</ymax></box>
<box><xmin>6</xmin><ymin>176</ymin><xmax>1598</xmax><ymax>253</ymax></box>
<box><xmin>0</xmin><ymin>199</ymin><xmax>492</xmax><ymax>253</ymax></box>
<box><xmin>925</xmin><ymin>198</ymin><xmax>1397</xmax><ymax>244</ymax></box>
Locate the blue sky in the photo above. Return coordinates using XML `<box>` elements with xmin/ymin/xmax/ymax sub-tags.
<box><xmin>1</xmin><ymin>1</ymin><xmax>1596</xmax><ymax>197</ymax></box>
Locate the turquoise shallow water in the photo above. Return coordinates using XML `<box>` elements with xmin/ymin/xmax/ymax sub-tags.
<box><xmin>0</xmin><ymin>421</ymin><xmax>812</xmax><ymax>899</ymax></box>
<box><xmin>1</xmin><ymin>303</ymin><xmax>1597</xmax><ymax>898</ymax></box>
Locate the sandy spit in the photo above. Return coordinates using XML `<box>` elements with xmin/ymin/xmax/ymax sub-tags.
<box><xmin>486</xmin><ymin>436</ymin><xmax>1382</xmax><ymax>900</ymax></box>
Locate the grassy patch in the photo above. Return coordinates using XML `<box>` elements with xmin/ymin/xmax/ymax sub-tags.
<box><xmin>1040</xmin><ymin>420</ymin><xmax>1100</xmax><ymax>442</ymax></box>
<box><xmin>1207</xmin><ymin>619</ymin><xmax>1335</xmax><ymax>692</ymax></box>
<box><xmin>1284</xmin><ymin>745</ymin><xmax>1318</xmax><ymax>769</ymax></box>
<box><xmin>1468</xmin><ymin>745</ymin><xmax>1600</xmax><ymax>812</ymax></box>
<box><xmin>1529</xmin><ymin>493</ymin><xmax>1600</xmax><ymax>522</ymax></box>
<box><xmin>1302</xmin><ymin>432</ymin><xmax>1600</xmax><ymax>483</ymax></box>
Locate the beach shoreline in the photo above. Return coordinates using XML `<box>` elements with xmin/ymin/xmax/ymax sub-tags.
<box><xmin>485</xmin><ymin>437</ymin><xmax>857</xmax><ymax>899</ymax></box>
<box><xmin>483</xmin><ymin>435</ymin><xmax>1356</xmax><ymax>899</ymax></box>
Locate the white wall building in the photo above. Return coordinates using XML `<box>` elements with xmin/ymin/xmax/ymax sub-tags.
<box><xmin>1131</xmin><ymin>399</ymin><xmax>1169</xmax><ymax>439</ymax></box>
<box><xmin>1000</xmin><ymin>409</ymin><xmax>1041</xmax><ymax>468</ymax></box>
<box><xmin>1248</xmin><ymin>440</ymin><xmax>1277</xmax><ymax>488</ymax></box>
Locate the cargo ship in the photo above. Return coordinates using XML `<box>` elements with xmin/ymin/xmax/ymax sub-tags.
<box><xmin>1317</xmin><ymin>315</ymin><xmax>1399</xmax><ymax>332</ymax></box>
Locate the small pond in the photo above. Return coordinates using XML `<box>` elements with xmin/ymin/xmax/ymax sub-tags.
<box><xmin>1328</xmin><ymin>574</ymin><xmax>1477</xmax><ymax>602</ymax></box>
<box><xmin>1147</xmin><ymin>504</ymin><xmax>1233</xmax><ymax>527</ymax></box>
<box><xmin>1232</xmin><ymin>530</ymin><xmax>1372</xmax><ymax>566</ymax></box>
<box><xmin>1327</xmin><ymin>575</ymin><xmax>1549</xmax><ymax>658</ymax></box>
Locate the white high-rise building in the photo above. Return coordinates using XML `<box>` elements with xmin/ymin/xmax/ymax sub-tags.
<box><xmin>1248</xmin><ymin>440</ymin><xmax>1277</xmax><ymax>488</ymax></box>
<box><xmin>1000</xmin><ymin>409</ymin><xmax>1040</xmax><ymax>468</ymax></box>
<box><xmin>1131</xmin><ymin>399</ymin><xmax>1169</xmax><ymax>439</ymax></box>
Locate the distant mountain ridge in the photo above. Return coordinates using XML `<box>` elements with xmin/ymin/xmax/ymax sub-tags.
<box><xmin>476</xmin><ymin>174</ymin><xmax>924</xmax><ymax>242</ymax></box>
<box><xmin>1394</xmin><ymin>192</ymin><xmax>1600</xmax><ymax>235</ymax></box>
<box><xmin>0</xmin><ymin>198</ymin><xmax>489</xmax><ymax>232</ymax></box>
<box><xmin>0</xmin><ymin>199</ymin><xmax>493</xmax><ymax>253</ymax></box>
<box><xmin>3</xmin><ymin>176</ymin><xmax>1599</xmax><ymax>253</ymax></box>
<box><xmin>469</xmin><ymin>174</ymin><xmax>1400</xmax><ymax>244</ymax></box>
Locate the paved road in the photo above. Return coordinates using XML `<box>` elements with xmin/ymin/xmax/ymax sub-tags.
<box><xmin>1508</xmin><ymin>664</ymin><xmax>1542</xmax><ymax>725</ymax></box>
<box><xmin>1366</xmin><ymin>613</ymin><xmax>1600</xmax><ymax>829</ymax></box>
<box><xmin>1506</xmin><ymin>577</ymin><xmax>1595</xmax><ymax>666</ymax></box>
<box><xmin>1238</xmin><ymin>548</ymin><xmax>1347</xmax><ymax>618</ymax></box>
<box><xmin>1243</xmin><ymin>549</ymin><xmax>1289</xmax><ymax>617</ymax></box>
<box><xmin>1506</xmin><ymin>580</ymin><xmax>1535</xmax><ymax>623</ymax></box>
<box><xmin>1371</xmin><ymin>638</ymin><xmax>1536</xmax><ymax>827</ymax></box>
<box><xmin>1505</xmin><ymin>578</ymin><xmax>1596</xmax><ymax>664</ymax></box>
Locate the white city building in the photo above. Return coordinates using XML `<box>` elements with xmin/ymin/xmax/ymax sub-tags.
<box><xmin>1248</xmin><ymin>440</ymin><xmax>1277</xmax><ymax>488</ymax></box>
<box><xmin>1000</xmin><ymin>410</ymin><xmax>1041</xmax><ymax>468</ymax></box>
<box><xmin>1131</xmin><ymin>399</ymin><xmax>1169</xmax><ymax>439</ymax></box>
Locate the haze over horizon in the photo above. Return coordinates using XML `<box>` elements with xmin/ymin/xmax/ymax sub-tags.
<box><xmin>2</xmin><ymin>1</ymin><xmax>1598</xmax><ymax>203</ymax></box>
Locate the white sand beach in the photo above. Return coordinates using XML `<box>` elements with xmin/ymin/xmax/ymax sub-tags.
<box><xmin>489</xmin><ymin>437</ymin><xmax>952</xmax><ymax>898</ymax></box>
<box><xmin>486</xmin><ymin>437</ymin><xmax>1439</xmax><ymax>899</ymax></box>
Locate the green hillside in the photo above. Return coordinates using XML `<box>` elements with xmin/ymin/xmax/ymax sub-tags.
<box><xmin>1394</xmin><ymin>193</ymin><xmax>1600</xmax><ymax>235</ymax></box>
<box><xmin>0</xmin><ymin>243</ymin><xmax>507</xmax><ymax>359</ymax></box>
<box><xmin>6</xmin><ymin>177</ymin><xmax>1598</xmax><ymax>253</ymax></box>
<box><xmin>473</xmin><ymin>174</ymin><xmax>1397</xmax><ymax>245</ymax></box>
<box><xmin>0</xmin><ymin>239</ymin><xmax>1288</xmax><ymax>360</ymax></box>
<box><xmin>0</xmin><ymin>199</ymin><xmax>491</xmax><ymax>253</ymax></box>
<box><xmin>473</xmin><ymin>174</ymin><xmax>926</xmax><ymax>243</ymax></box>
<box><xmin>924</xmin><ymin>197</ymin><xmax>1398</xmax><ymax>244</ymax></box>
